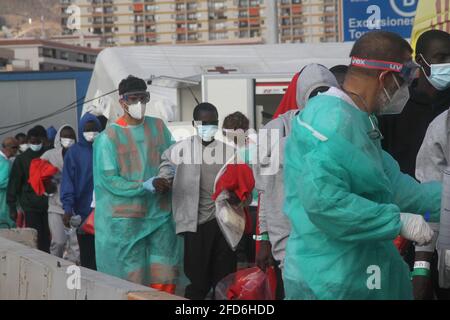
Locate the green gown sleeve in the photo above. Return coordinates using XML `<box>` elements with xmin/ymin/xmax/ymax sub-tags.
<box><xmin>297</xmin><ymin>147</ymin><xmax>402</xmax><ymax>242</ymax></box>
<box><xmin>382</xmin><ymin>151</ymin><xmax>441</xmax><ymax>222</ymax></box>
<box><xmin>0</xmin><ymin>160</ymin><xmax>9</xmax><ymax>190</ymax></box>
<box><xmin>94</xmin><ymin>133</ymin><xmax>146</xmax><ymax>198</ymax></box>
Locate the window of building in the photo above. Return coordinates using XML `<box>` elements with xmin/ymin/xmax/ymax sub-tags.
<box><xmin>60</xmin><ymin>51</ymin><xmax>69</xmax><ymax>60</ymax></box>
<box><xmin>187</xmin><ymin>2</ymin><xmax>197</xmax><ymax>10</ymax></box>
<box><xmin>250</xmin><ymin>29</ymin><xmax>260</xmax><ymax>37</ymax></box>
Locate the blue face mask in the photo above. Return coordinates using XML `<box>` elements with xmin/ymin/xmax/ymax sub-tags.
<box><xmin>421</xmin><ymin>54</ymin><xmax>450</xmax><ymax>91</ymax></box>
<box><xmin>197</xmin><ymin>125</ymin><xmax>218</xmax><ymax>142</ymax></box>
<box><xmin>29</xmin><ymin>143</ymin><xmax>43</xmax><ymax>152</ymax></box>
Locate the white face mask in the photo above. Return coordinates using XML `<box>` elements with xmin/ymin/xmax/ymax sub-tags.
<box><xmin>378</xmin><ymin>74</ymin><xmax>410</xmax><ymax>115</ymax></box>
<box><xmin>29</xmin><ymin>143</ymin><xmax>43</xmax><ymax>152</ymax></box>
<box><xmin>125</xmin><ymin>102</ymin><xmax>146</xmax><ymax>120</ymax></box>
<box><xmin>197</xmin><ymin>125</ymin><xmax>218</xmax><ymax>142</ymax></box>
<box><xmin>61</xmin><ymin>138</ymin><xmax>75</xmax><ymax>149</ymax></box>
<box><xmin>83</xmin><ymin>132</ymin><xmax>99</xmax><ymax>143</ymax></box>
<box><xmin>19</xmin><ymin>144</ymin><xmax>29</xmax><ymax>153</ymax></box>
<box><xmin>421</xmin><ymin>54</ymin><xmax>450</xmax><ymax>91</ymax></box>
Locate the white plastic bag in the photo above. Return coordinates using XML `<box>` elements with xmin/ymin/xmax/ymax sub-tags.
<box><xmin>215</xmin><ymin>189</ymin><xmax>246</xmax><ymax>251</ymax></box>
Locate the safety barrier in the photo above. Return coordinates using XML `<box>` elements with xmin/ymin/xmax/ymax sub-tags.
<box><xmin>0</xmin><ymin>236</ymin><xmax>185</xmax><ymax>300</ymax></box>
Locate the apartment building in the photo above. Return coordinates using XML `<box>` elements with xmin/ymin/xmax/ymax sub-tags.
<box><xmin>0</xmin><ymin>48</ymin><xmax>16</xmax><ymax>72</ymax></box>
<box><xmin>59</xmin><ymin>0</ymin><xmax>339</xmax><ymax>47</ymax></box>
<box><xmin>278</xmin><ymin>0</ymin><xmax>339</xmax><ymax>43</ymax></box>
<box><xmin>0</xmin><ymin>39</ymin><xmax>100</xmax><ymax>71</ymax></box>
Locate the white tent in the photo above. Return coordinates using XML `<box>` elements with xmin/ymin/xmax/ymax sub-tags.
<box><xmin>82</xmin><ymin>42</ymin><xmax>353</xmax><ymax>122</ymax></box>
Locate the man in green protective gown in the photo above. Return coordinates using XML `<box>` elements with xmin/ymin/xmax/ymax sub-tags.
<box><xmin>283</xmin><ymin>31</ymin><xmax>441</xmax><ymax>300</ymax></box>
<box><xmin>94</xmin><ymin>76</ymin><xmax>181</xmax><ymax>294</ymax></box>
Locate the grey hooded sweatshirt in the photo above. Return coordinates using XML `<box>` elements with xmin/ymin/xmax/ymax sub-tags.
<box><xmin>41</xmin><ymin>124</ymin><xmax>73</xmax><ymax>215</ymax></box>
<box><xmin>158</xmin><ymin>135</ymin><xmax>236</xmax><ymax>234</ymax></box>
<box><xmin>254</xmin><ymin>63</ymin><xmax>339</xmax><ymax>267</ymax></box>
<box><xmin>416</xmin><ymin>109</ymin><xmax>450</xmax><ymax>182</ymax></box>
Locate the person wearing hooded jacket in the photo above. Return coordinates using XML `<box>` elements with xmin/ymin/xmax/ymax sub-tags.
<box><xmin>7</xmin><ymin>126</ymin><xmax>51</xmax><ymax>252</ymax></box>
<box><xmin>254</xmin><ymin>63</ymin><xmax>339</xmax><ymax>299</ymax></box>
<box><xmin>61</xmin><ymin>112</ymin><xmax>101</xmax><ymax>270</ymax></box>
<box><xmin>41</xmin><ymin>125</ymin><xmax>79</xmax><ymax>263</ymax></box>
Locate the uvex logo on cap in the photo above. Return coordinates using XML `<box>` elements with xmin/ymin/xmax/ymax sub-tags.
<box><xmin>351</xmin><ymin>56</ymin><xmax>403</xmax><ymax>73</ymax></box>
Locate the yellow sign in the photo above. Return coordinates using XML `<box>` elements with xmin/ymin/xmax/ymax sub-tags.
<box><xmin>411</xmin><ymin>0</ymin><xmax>450</xmax><ymax>51</ymax></box>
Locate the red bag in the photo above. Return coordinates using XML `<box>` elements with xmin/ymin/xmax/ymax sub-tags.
<box><xmin>28</xmin><ymin>159</ymin><xmax>58</xmax><ymax>196</ymax></box>
<box><xmin>393</xmin><ymin>236</ymin><xmax>409</xmax><ymax>256</ymax></box>
<box><xmin>80</xmin><ymin>209</ymin><xmax>95</xmax><ymax>235</ymax></box>
<box><xmin>215</xmin><ymin>267</ymin><xmax>276</xmax><ymax>300</ymax></box>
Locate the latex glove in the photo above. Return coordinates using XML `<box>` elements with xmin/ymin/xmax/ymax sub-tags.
<box><xmin>415</xmin><ymin>223</ymin><xmax>439</xmax><ymax>253</ymax></box>
<box><xmin>143</xmin><ymin>177</ymin><xmax>156</xmax><ymax>193</ymax></box>
<box><xmin>400</xmin><ymin>213</ymin><xmax>434</xmax><ymax>246</ymax></box>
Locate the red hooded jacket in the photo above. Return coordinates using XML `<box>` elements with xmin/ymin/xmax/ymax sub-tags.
<box><xmin>272</xmin><ymin>72</ymin><xmax>300</xmax><ymax>119</ymax></box>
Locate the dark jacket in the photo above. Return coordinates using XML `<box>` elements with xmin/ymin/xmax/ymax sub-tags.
<box><xmin>7</xmin><ymin>148</ymin><xmax>49</xmax><ymax>213</ymax></box>
<box><xmin>60</xmin><ymin>113</ymin><xmax>101</xmax><ymax>219</ymax></box>
<box><xmin>378</xmin><ymin>83</ymin><xmax>450</xmax><ymax>178</ymax></box>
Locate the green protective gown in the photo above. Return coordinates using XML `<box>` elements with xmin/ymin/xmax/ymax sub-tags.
<box><xmin>94</xmin><ymin>116</ymin><xmax>183</xmax><ymax>287</ymax></box>
<box><xmin>0</xmin><ymin>155</ymin><xmax>15</xmax><ymax>228</ymax></box>
<box><xmin>283</xmin><ymin>92</ymin><xmax>441</xmax><ymax>300</ymax></box>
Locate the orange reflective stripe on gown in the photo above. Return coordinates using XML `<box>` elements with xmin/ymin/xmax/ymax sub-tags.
<box><xmin>149</xmin><ymin>283</ymin><xmax>176</xmax><ymax>295</ymax></box>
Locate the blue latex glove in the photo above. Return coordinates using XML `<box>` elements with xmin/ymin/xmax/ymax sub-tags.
<box><xmin>143</xmin><ymin>177</ymin><xmax>156</xmax><ymax>193</ymax></box>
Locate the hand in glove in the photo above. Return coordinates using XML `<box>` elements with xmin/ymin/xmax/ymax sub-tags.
<box><xmin>143</xmin><ymin>177</ymin><xmax>156</xmax><ymax>193</ymax></box>
<box><xmin>400</xmin><ymin>213</ymin><xmax>434</xmax><ymax>246</ymax></box>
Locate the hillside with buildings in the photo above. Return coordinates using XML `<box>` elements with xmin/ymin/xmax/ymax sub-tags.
<box><xmin>1</xmin><ymin>0</ymin><xmax>342</xmax><ymax>47</ymax></box>
<box><xmin>0</xmin><ymin>0</ymin><xmax>61</xmax><ymax>39</ymax></box>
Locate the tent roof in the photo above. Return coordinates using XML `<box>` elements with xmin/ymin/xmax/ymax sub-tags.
<box><xmin>84</xmin><ymin>43</ymin><xmax>353</xmax><ymax>120</ymax></box>
<box><xmin>94</xmin><ymin>42</ymin><xmax>353</xmax><ymax>84</ymax></box>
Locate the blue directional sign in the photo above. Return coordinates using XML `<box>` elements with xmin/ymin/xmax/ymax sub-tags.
<box><xmin>341</xmin><ymin>0</ymin><xmax>419</xmax><ymax>42</ymax></box>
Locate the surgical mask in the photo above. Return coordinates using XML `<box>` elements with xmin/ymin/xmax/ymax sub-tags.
<box><xmin>421</xmin><ymin>54</ymin><xmax>450</xmax><ymax>91</ymax></box>
<box><xmin>61</xmin><ymin>138</ymin><xmax>75</xmax><ymax>149</ymax></box>
<box><xmin>83</xmin><ymin>132</ymin><xmax>99</xmax><ymax>142</ymax></box>
<box><xmin>29</xmin><ymin>143</ymin><xmax>43</xmax><ymax>152</ymax></box>
<box><xmin>125</xmin><ymin>102</ymin><xmax>146</xmax><ymax>120</ymax></box>
<box><xmin>197</xmin><ymin>125</ymin><xmax>218</xmax><ymax>142</ymax></box>
<box><xmin>379</xmin><ymin>74</ymin><xmax>410</xmax><ymax>115</ymax></box>
<box><xmin>19</xmin><ymin>144</ymin><xmax>29</xmax><ymax>153</ymax></box>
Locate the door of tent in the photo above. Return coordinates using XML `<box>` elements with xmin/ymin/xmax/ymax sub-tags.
<box><xmin>201</xmin><ymin>74</ymin><xmax>292</xmax><ymax>131</ymax></box>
